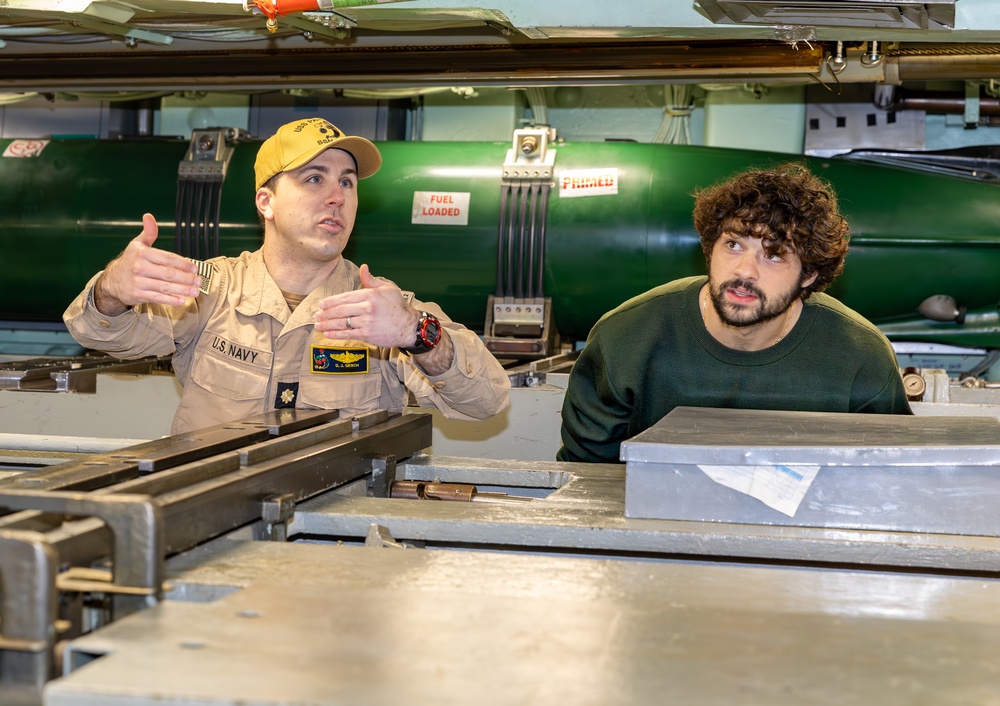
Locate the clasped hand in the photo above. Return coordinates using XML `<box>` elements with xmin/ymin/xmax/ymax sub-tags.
<box><xmin>314</xmin><ymin>264</ymin><xmax>419</xmax><ymax>349</ymax></box>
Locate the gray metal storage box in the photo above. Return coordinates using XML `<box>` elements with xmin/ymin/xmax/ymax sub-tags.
<box><xmin>622</xmin><ymin>406</ymin><xmax>1000</xmax><ymax>535</ymax></box>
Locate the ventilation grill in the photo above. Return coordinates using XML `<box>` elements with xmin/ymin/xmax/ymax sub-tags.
<box><xmin>695</xmin><ymin>0</ymin><xmax>955</xmax><ymax>30</ymax></box>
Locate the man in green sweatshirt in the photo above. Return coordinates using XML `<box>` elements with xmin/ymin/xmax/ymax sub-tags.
<box><xmin>557</xmin><ymin>163</ymin><xmax>912</xmax><ymax>464</ymax></box>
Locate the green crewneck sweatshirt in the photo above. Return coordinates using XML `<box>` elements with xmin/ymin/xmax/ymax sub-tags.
<box><xmin>557</xmin><ymin>276</ymin><xmax>912</xmax><ymax>463</ymax></box>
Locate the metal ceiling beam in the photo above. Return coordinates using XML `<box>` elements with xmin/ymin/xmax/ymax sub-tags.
<box><xmin>0</xmin><ymin>40</ymin><xmax>826</xmax><ymax>91</ymax></box>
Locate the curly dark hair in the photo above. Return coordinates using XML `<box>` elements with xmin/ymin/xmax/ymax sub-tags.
<box><xmin>692</xmin><ymin>163</ymin><xmax>850</xmax><ymax>298</ymax></box>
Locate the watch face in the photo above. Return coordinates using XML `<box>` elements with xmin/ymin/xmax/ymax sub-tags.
<box><xmin>422</xmin><ymin>316</ymin><xmax>442</xmax><ymax>346</ymax></box>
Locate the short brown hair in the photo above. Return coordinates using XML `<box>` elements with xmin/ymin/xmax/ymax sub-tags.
<box><xmin>692</xmin><ymin>163</ymin><xmax>850</xmax><ymax>298</ymax></box>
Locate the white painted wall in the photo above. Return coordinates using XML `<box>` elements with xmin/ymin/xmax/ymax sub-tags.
<box><xmin>702</xmin><ymin>84</ymin><xmax>806</xmax><ymax>154</ymax></box>
<box><xmin>0</xmin><ymin>373</ymin><xmax>567</xmax><ymax>462</ymax></box>
<box><xmin>420</xmin><ymin>87</ymin><xmax>520</xmax><ymax>141</ymax></box>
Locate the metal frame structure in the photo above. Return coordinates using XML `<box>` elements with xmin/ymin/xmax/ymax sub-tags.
<box><xmin>0</xmin><ymin>408</ymin><xmax>432</xmax><ymax>704</ymax></box>
<box><xmin>7</xmin><ymin>403</ymin><xmax>1000</xmax><ymax>702</ymax></box>
<box><xmin>38</xmin><ymin>447</ymin><xmax>1000</xmax><ymax>705</ymax></box>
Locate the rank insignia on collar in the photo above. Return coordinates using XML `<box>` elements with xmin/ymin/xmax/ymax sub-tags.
<box><xmin>312</xmin><ymin>346</ymin><xmax>369</xmax><ymax>374</ymax></box>
<box><xmin>275</xmin><ymin>382</ymin><xmax>298</xmax><ymax>408</ymax></box>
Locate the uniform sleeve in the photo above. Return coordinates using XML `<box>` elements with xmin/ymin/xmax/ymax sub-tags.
<box><xmin>63</xmin><ymin>271</ymin><xmax>206</xmax><ymax>361</ymax></box>
<box><xmin>556</xmin><ymin>329</ymin><xmax>632</xmax><ymax>463</ymax></box>
<box><xmin>393</xmin><ymin>303</ymin><xmax>510</xmax><ymax>421</ymax></box>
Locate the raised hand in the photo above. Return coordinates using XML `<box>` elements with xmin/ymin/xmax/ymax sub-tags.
<box><xmin>94</xmin><ymin>213</ymin><xmax>202</xmax><ymax>316</ymax></box>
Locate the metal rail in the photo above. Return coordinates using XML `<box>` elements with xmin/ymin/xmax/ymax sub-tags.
<box><xmin>0</xmin><ymin>408</ymin><xmax>432</xmax><ymax>704</ymax></box>
<box><xmin>0</xmin><ymin>355</ymin><xmax>171</xmax><ymax>393</ymax></box>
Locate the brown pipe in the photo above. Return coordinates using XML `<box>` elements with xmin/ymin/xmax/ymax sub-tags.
<box><xmin>389</xmin><ymin>480</ymin><xmax>425</xmax><ymax>500</ymax></box>
<box><xmin>898</xmin><ymin>93</ymin><xmax>1000</xmax><ymax>116</ymax></box>
<box><xmin>896</xmin><ymin>53</ymin><xmax>1000</xmax><ymax>82</ymax></box>
<box><xmin>389</xmin><ymin>480</ymin><xmax>478</xmax><ymax>502</ymax></box>
<box><xmin>901</xmin><ymin>368</ymin><xmax>926</xmax><ymax>402</ymax></box>
<box><xmin>423</xmin><ymin>483</ymin><xmax>477</xmax><ymax>502</ymax></box>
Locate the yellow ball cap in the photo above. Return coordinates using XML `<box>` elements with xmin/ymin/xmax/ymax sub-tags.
<box><xmin>253</xmin><ymin>118</ymin><xmax>383</xmax><ymax>190</ymax></box>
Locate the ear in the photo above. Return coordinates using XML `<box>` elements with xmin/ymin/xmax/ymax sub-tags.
<box><xmin>255</xmin><ymin>188</ymin><xmax>275</xmax><ymax>222</ymax></box>
<box><xmin>801</xmin><ymin>270</ymin><xmax>819</xmax><ymax>289</ymax></box>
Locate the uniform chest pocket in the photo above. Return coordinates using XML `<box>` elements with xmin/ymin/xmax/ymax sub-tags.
<box><xmin>298</xmin><ymin>368</ymin><xmax>383</xmax><ymax>411</ymax></box>
<box><xmin>191</xmin><ymin>350</ymin><xmax>271</xmax><ymax>402</ymax></box>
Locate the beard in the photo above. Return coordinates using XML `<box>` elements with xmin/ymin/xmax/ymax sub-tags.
<box><xmin>708</xmin><ymin>277</ymin><xmax>802</xmax><ymax>328</ymax></box>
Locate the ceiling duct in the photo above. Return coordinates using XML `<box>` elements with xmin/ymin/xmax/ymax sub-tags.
<box><xmin>694</xmin><ymin>0</ymin><xmax>955</xmax><ymax>30</ymax></box>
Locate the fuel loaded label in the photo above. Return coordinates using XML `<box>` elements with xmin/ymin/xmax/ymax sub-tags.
<box><xmin>411</xmin><ymin>191</ymin><xmax>471</xmax><ymax>225</ymax></box>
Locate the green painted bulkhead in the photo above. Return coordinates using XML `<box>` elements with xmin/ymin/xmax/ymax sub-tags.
<box><xmin>3</xmin><ymin>137</ymin><xmax>1000</xmax><ymax>346</ymax></box>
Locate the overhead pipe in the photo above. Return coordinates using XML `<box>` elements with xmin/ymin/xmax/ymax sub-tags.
<box><xmin>893</xmin><ymin>46</ymin><xmax>1000</xmax><ymax>82</ymax></box>
<box><xmin>892</xmin><ymin>91</ymin><xmax>1000</xmax><ymax>116</ymax></box>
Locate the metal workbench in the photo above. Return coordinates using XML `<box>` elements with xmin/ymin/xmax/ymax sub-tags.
<box><xmin>0</xmin><ymin>406</ymin><xmax>999</xmax><ymax>704</ymax></box>
<box><xmin>46</xmin><ymin>541</ymin><xmax>1000</xmax><ymax>706</ymax></box>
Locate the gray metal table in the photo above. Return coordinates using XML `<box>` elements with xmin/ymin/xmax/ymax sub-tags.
<box><xmin>45</xmin><ymin>541</ymin><xmax>1000</xmax><ymax>706</ymax></box>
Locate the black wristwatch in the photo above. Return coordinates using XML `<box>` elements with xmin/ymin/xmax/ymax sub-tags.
<box><xmin>400</xmin><ymin>312</ymin><xmax>442</xmax><ymax>355</ymax></box>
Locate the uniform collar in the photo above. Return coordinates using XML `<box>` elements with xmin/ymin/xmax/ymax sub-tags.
<box><xmin>234</xmin><ymin>249</ymin><xmax>277</xmax><ymax>318</ymax></box>
<box><xmin>235</xmin><ymin>250</ymin><xmax>361</xmax><ymax>323</ymax></box>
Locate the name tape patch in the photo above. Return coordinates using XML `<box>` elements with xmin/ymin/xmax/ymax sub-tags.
<box><xmin>312</xmin><ymin>346</ymin><xmax>369</xmax><ymax>374</ymax></box>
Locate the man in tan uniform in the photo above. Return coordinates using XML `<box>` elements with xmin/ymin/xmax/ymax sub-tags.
<box><xmin>64</xmin><ymin>117</ymin><xmax>510</xmax><ymax>434</ymax></box>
